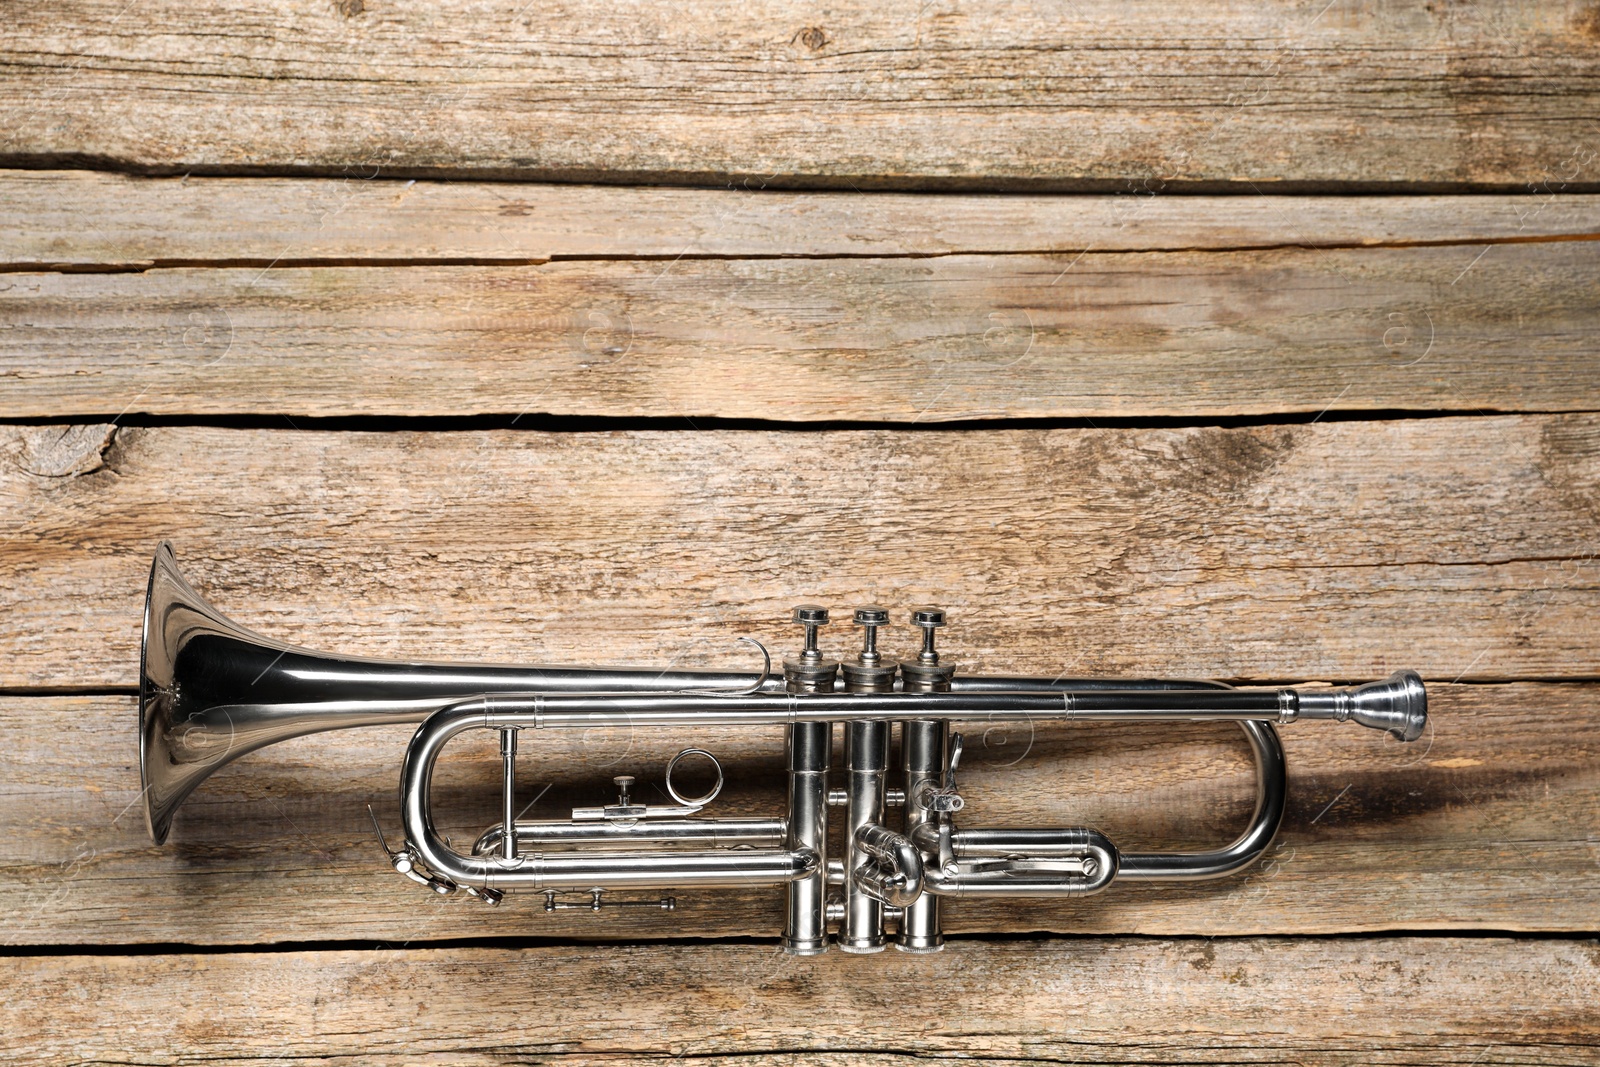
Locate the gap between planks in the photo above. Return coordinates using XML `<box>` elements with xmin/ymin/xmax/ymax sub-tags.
<box><xmin>7</xmin><ymin>232</ymin><xmax>1600</xmax><ymax>276</ymax></box>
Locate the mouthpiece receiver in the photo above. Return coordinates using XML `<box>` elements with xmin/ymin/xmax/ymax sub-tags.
<box><xmin>1294</xmin><ymin>670</ymin><xmax>1428</xmax><ymax>742</ymax></box>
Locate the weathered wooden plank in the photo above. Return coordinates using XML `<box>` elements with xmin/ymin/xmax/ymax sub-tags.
<box><xmin>4</xmin><ymin>240</ymin><xmax>1598</xmax><ymax>420</ymax></box>
<box><xmin>4</xmin><ymin>938</ymin><xmax>1596</xmax><ymax>1064</ymax></box>
<box><xmin>2</xmin><ymin>417</ymin><xmax>1597</xmax><ymax>689</ymax></box>
<box><xmin>5</xmin><ymin>172</ymin><xmax>1600</xmax><ymax>267</ymax></box>
<box><xmin>0</xmin><ymin>682</ymin><xmax>1592</xmax><ymax>945</ymax></box>
<box><xmin>2</xmin><ymin>2</ymin><xmax>1599</xmax><ymax>188</ymax></box>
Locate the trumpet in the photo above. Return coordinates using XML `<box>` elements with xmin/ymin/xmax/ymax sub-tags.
<box><xmin>141</xmin><ymin>543</ymin><xmax>1427</xmax><ymax>954</ymax></box>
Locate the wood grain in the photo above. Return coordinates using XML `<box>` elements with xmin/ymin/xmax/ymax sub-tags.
<box><xmin>2</xmin><ymin>0</ymin><xmax>1594</xmax><ymax>1050</ymax></box>
<box><xmin>3</xmin><ymin>2</ymin><xmax>1599</xmax><ymax>188</ymax></box>
<box><xmin>4</xmin><ymin>938</ymin><xmax>1596</xmax><ymax>1064</ymax></box>
<box><xmin>4</xmin><ymin>240</ymin><xmax>1598</xmax><ymax>420</ymax></box>
<box><xmin>6</xmin><ymin>172</ymin><xmax>1600</xmax><ymax>267</ymax></box>
<box><xmin>2</xmin><ymin>417</ymin><xmax>1597</xmax><ymax>690</ymax></box>
<box><xmin>1</xmin><ymin>681</ymin><xmax>1592</xmax><ymax>945</ymax></box>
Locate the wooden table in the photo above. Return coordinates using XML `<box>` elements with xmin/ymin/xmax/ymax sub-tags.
<box><xmin>2</xmin><ymin>2</ymin><xmax>1597</xmax><ymax>1062</ymax></box>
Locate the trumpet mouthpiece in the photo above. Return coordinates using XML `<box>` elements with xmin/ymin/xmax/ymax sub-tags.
<box><xmin>1296</xmin><ymin>670</ymin><xmax>1428</xmax><ymax>742</ymax></box>
<box><xmin>1355</xmin><ymin>670</ymin><xmax>1429</xmax><ymax>742</ymax></box>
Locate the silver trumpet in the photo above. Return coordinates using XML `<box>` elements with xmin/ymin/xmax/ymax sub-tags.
<box><xmin>141</xmin><ymin>543</ymin><xmax>1428</xmax><ymax>954</ymax></box>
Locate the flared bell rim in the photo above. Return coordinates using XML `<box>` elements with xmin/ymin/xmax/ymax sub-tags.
<box><xmin>140</xmin><ymin>541</ymin><xmax>178</xmax><ymax>844</ymax></box>
<box><xmin>141</xmin><ymin>541</ymin><xmax>243</xmax><ymax>845</ymax></box>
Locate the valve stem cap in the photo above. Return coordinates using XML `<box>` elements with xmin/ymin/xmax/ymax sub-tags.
<box><xmin>854</xmin><ymin>606</ymin><xmax>890</xmax><ymax>626</ymax></box>
<box><xmin>793</xmin><ymin>605</ymin><xmax>830</xmax><ymax>626</ymax></box>
<box><xmin>911</xmin><ymin>607</ymin><xmax>946</xmax><ymax>628</ymax></box>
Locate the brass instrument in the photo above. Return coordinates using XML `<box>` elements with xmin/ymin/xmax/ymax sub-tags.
<box><xmin>141</xmin><ymin>543</ymin><xmax>1426</xmax><ymax>953</ymax></box>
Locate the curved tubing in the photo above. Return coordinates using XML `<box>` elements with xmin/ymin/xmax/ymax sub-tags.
<box><xmin>851</xmin><ymin>824</ymin><xmax>925</xmax><ymax>907</ymax></box>
<box><xmin>963</xmin><ymin>679</ymin><xmax>1290</xmax><ymax>880</ymax></box>
<box><xmin>903</xmin><ymin>721</ymin><xmax>1285</xmax><ymax>890</ymax></box>
<box><xmin>920</xmin><ymin>828</ymin><xmax>1119</xmax><ymax>897</ymax></box>
<box><xmin>400</xmin><ymin>701</ymin><xmax>817</xmax><ymax>892</ymax></box>
<box><xmin>1117</xmin><ymin>720</ymin><xmax>1287</xmax><ymax>881</ymax></box>
<box><xmin>410</xmin><ymin>704</ymin><xmax>1282</xmax><ymax>895</ymax></box>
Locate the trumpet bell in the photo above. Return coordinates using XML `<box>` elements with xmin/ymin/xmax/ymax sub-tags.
<box><xmin>141</xmin><ymin>541</ymin><xmax>475</xmax><ymax>845</ymax></box>
<box><xmin>139</xmin><ymin>542</ymin><xmax>775</xmax><ymax>844</ymax></box>
<box><xmin>140</xmin><ymin>541</ymin><xmax>299</xmax><ymax>845</ymax></box>
<box><xmin>138</xmin><ymin>542</ymin><xmax>545</xmax><ymax>844</ymax></box>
